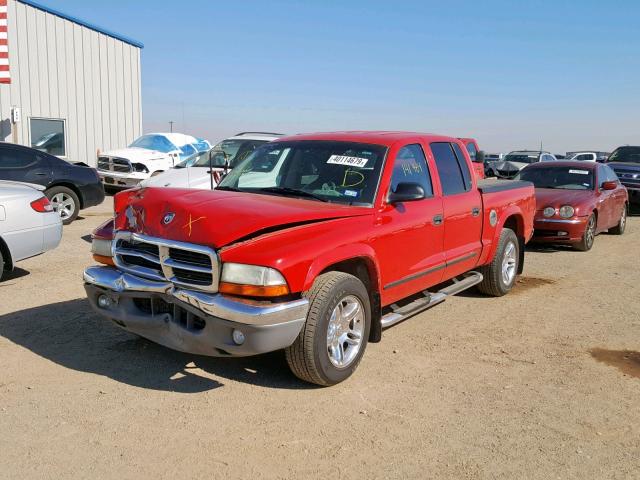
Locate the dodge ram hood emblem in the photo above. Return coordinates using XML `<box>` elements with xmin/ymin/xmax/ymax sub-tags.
<box><xmin>162</xmin><ymin>212</ymin><xmax>176</xmax><ymax>225</ymax></box>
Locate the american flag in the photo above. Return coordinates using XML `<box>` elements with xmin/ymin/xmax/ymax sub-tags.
<box><xmin>0</xmin><ymin>0</ymin><xmax>8</xmax><ymax>84</ymax></box>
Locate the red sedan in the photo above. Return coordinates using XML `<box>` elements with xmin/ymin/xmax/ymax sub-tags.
<box><xmin>518</xmin><ymin>161</ymin><xmax>628</xmax><ymax>251</ymax></box>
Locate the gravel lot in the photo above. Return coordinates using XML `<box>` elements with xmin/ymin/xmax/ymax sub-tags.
<box><xmin>1</xmin><ymin>200</ymin><xmax>639</xmax><ymax>479</ymax></box>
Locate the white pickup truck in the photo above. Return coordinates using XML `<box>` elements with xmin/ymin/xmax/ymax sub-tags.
<box><xmin>97</xmin><ymin>133</ymin><xmax>210</xmax><ymax>189</ymax></box>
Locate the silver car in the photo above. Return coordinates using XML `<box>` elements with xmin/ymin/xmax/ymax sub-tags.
<box><xmin>0</xmin><ymin>180</ymin><xmax>62</xmax><ymax>280</ymax></box>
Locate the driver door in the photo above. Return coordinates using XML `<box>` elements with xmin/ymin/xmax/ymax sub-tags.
<box><xmin>372</xmin><ymin>143</ymin><xmax>445</xmax><ymax>305</ymax></box>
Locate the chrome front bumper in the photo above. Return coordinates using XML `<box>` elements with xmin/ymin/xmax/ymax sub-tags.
<box><xmin>83</xmin><ymin>266</ymin><xmax>309</xmax><ymax>357</ymax></box>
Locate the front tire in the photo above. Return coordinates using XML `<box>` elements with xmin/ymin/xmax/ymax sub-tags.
<box><xmin>46</xmin><ymin>186</ymin><xmax>80</xmax><ymax>225</ymax></box>
<box><xmin>574</xmin><ymin>214</ymin><xmax>596</xmax><ymax>251</ymax></box>
<box><xmin>609</xmin><ymin>204</ymin><xmax>627</xmax><ymax>235</ymax></box>
<box><xmin>285</xmin><ymin>272</ymin><xmax>371</xmax><ymax>386</ymax></box>
<box><xmin>477</xmin><ymin>228</ymin><xmax>519</xmax><ymax>297</ymax></box>
<box><xmin>0</xmin><ymin>248</ymin><xmax>4</xmax><ymax>281</ymax></box>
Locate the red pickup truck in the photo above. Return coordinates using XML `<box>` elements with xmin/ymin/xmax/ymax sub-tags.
<box><xmin>84</xmin><ymin>132</ymin><xmax>535</xmax><ymax>386</ymax></box>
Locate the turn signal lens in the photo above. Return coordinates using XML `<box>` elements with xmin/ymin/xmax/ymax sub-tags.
<box><xmin>543</xmin><ymin>207</ymin><xmax>555</xmax><ymax>218</ymax></box>
<box><xmin>559</xmin><ymin>205</ymin><xmax>575</xmax><ymax>218</ymax></box>
<box><xmin>30</xmin><ymin>196</ymin><xmax>53</xmax><ymax>213</ymax></box>
<box><xmin>219</xmin><ymin>282</ymin><xmax>290</xmax><ymax>298</ymax></box>
<box><xmin>93</xmin><ymin>254</ymin><xmax>115</xmax><ymax>266</ymax></box>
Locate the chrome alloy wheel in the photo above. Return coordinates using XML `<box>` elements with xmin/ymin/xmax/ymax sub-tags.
<box><xmin>585</xmin><ymin>216</ymin><xmax>596</xmax><ymax>248</ymax></box>
<box><xmin>620</xmin><ymin>208</ymin><xmax>627</xmax><ymax>230</ymax></box>
<box><xmin>50</xmin><ymin>192</ymin><xmax>76</xmax><ymax>220</ymax></box>
<box><xmin>501</xmin><ymin>241</ymin><xmax>517</xmax><ymax>286</ymax></box>
<box><xmin>326</xmin><ymin>295</ymin><xmax>365</xmax><ymax>368</ymax></box>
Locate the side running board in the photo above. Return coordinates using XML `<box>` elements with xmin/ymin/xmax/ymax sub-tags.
<box><xmin>380</xmin><ymin>271</ymin><xmax>483</xmax><ymax>329</ymax></box>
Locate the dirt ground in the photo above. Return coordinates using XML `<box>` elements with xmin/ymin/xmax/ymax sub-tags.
<box><xmin>1</xmin><ymin>200</ymin><xmax>639</xmax><ymax>479</ymax></box>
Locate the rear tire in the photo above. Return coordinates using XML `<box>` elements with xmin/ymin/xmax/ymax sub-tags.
<box><xmin>285</xmin><ymin>272</ymin><xmax>371</xmax><ymax>386</ymax></box>
<box><xmin>574</xmin><ymin>214</ymin><xmax>596</xmax><ymax>251</ymax></box>
<box><xmin>46</xmin><ymin>186</ymin><xmax>80</xmax><ymax>225</ymax></box>
<box><xmin>609</xmin><ymin>204</ymin><xmax>627</xmax><ymax>235</ymax></box>
<box><xmin>477</xmin><ymin>228</ymin><xmax>519</xmax><ymax>297</ymax></box>
<box><xmin>0</xmin><ymin>249</ymin><xmax>4</xmax><ymax>281</ymax></box>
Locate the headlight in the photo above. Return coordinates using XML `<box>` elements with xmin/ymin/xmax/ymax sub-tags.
<box><xmin>132</xmin><ymin>163</ymin><xmax>149</xmax><ymax>173</ymax></box>
<box><xmin>91</xmin><ymin>238</ymin><xmax>113</xmax><ymax>257</ymax></box>
<box><xmin>220</xmin><ymin>263</ymin><xmax>289</xmax><ymax>297</ymax></box>
<box><xmin>559</xmin><ymin>205</ymin><xmax>575</xmax><ymax>218</ymax></box>
<box><xmin>543</xmin><ymin>207</ymin><xmax>555</xmax><ymax>218</ymax></box>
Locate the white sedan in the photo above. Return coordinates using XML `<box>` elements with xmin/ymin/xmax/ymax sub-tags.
<box><xmin>0</xmin><ymin>181</ymin><xmax>62</xmax><ymax>280</ymax></box>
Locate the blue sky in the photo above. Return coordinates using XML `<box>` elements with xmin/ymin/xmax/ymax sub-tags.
<box><xmin>54</xmin><ymin>0</ymin><xmax>639</xmax><ymax>153</ymax></box>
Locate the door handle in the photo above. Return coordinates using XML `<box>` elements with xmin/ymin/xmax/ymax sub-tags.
<box><xmin>471</xmin><ymin>207</ymin><xmax>480</xmax><ymax>217</ymax></box>
<box><xmin>34</xmin><ymin>172</ymin><xmax>48</xmax><ymax>176</ymax></box>
<box><xmin>433</xmin><ymin>214</ymin><xmax>443</xmax><ymax>225</ymax></box>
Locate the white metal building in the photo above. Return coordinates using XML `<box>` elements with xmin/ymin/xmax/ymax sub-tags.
<box><xmin>0</xmin><ymin>0</ymin><xmax>143</xmax><ymax>166</ymax></box>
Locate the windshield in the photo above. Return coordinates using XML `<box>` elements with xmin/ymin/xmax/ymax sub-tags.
<box><xmin>129</xmin><ymin>135</ymin><xmax>178</xmax><ymax>153</ymax></box>
<box><xmin>517</xmin><ymin>166</ymin><xmax>594</xmax><ymax>190</ymax></box>
<box><xmin>503</xmin><ymin>152</ymin><xmax>539</xmax><ymax>164</ymax></box>
<box><xmin>176</xmin><ymin>149</ymin><xmax>211</xmax><ymax>168</ymax></box>
<box><xmin>608</xmin><ymin>146</ymin><xmax>640</xmax><ymax>164</ymax></box>
<box><xmin>217</xmin><ymin>140</ymin><xmax>388</xmax><ymax>205</ymax></box>
<box><xmin>209</xmin><ymin>139</ymin><xmax>269</xmax><ymax>168</ymax></box>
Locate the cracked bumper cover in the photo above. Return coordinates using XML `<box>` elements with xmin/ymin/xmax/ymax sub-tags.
<box><xmin>83</xmin><ymin>266</ymin><xmax>309</xmax><ymax>357</ymax></box>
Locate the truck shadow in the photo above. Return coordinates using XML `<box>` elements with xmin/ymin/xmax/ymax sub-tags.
<box><xmin>0</xmin><ymin>299</ymin><xmax>314</xmax><ymax>393</ymax></box>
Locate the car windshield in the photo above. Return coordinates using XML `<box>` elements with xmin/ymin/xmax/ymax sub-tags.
<box><xmin>208</xmin><ymin>139</ymin><xmax>270</xmax><ymax>168</ymax></box>
<box><xmin>217</xmin><ymin>140</ymin><xmax>388</xmax><ymax>205</ymax></box>
<box><xmin>504</xmin><ymin>152</ymin><xmax>539</xmax><ymax>164</ymax></box>
<box><xmin>517</xmin><ymin>166</ymin><xmax>595</xmax><ymax>190</ymax></box>
<box><xmin>129</xmin><ymin>135</ymin><xmax>178</xmax><ymax>153</ymax></box>
<box><xmin>176</xmin><ymin>149</ymin><xmax>211</xmax><ymax>168</ymax></box>
<box><xmin>608</xmin><ymin>146</ymin><xmax>640</xmax><ymax>164</ymax></box>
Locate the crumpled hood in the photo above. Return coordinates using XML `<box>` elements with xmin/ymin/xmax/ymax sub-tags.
<box><xmin>101</xmin><ymin>147</ymin><xmax>168</xmax><ymax>162</ymax></box>
<box><xmin>534</xmin><ymin>188</ymin><xmax>594</xmax><ymax>211</ymax></box>
<box><xmin>489</xmin><ymin>160</ymin><xmax>528</xmax><ymax>172</ymax></box>
<box><xmin>114</xmin><ymin>187</ymin><xmax>371</xmax><ymax>248</ymax></box>
<box><xmin>140</xmin><ymin>167</ymin><xmax>215</xmax><ymax>189</ymax></box>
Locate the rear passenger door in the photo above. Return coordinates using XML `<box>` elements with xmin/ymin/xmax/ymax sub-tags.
<box><xmin>0</xmin><ymin>146</ymin><xmax>52</xmax><ymax>185</ymax></box>
<box><xmin>429</xmin><ymin>142</ymin><xmax>483</xmax><ymax>278</ymax></box>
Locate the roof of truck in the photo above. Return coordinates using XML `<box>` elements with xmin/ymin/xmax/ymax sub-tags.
<box><xmin>277</xmin><ymin>131</ymin><xmax>459</xmax><ymax>146</ymax></box>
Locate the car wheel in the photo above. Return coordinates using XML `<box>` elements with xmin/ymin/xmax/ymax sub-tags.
<box><xmin>285</xmin><ymin>271</ymin><xmax>371</xmax><ymax>386</ymax></box>
<box><xmin>46</xmin><ymin>186</ymin><xmax>80</xmax><ymax>225</ymax></box>
<box><xmin>575</xmin><ymin>214</ymin><xmax>596</xmax><ymax>251</ymax></box>
<box><xmin>609</xmin><ymin>204</ymin><xmax>627</xmax><ymax>235</ymax></box>
<box><xmin>0</xmin><ymin>248</ymin><xmax>4</xmax><ymax>281</ymax></box>
<box><xmin>477</xmin><ymin>228</ymin><xmax>519</xmax><ymax>297</ymax></box>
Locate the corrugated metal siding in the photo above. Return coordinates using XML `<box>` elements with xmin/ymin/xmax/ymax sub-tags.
<box><xmin>0</xmin><ymin>0</ymin><xmax>142</xmax><ymax>165</ymax></box>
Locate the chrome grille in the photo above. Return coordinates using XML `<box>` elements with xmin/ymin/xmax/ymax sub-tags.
<box><xmin>97</xmin><ymin>156</ymin><xmax>132</xmax><ymax>173</ymax></box>
<box><xmin>497</xmin><ymin>169</ymin><xmax>518</xmax><ymax>178</ymax></box>
<box><xmin>113</xmin><ymin>232</ymin><xmax>219</xmax><ymax>292</ymax></box>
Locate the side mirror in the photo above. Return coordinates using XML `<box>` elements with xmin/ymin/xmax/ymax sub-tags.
<box><xmin>602</xmin><ymin>181</ymin><xmax>617</xmax><ymax>191</ymax></box>
<box><xmin>388</xmin><ymin>182</ymin><xmax>425</xmax><ymax>203</ymax></box>
<box><xmin>475</xmin><ymin>150</ymin><xmax>485</xmax><ymax>164</ymax></box>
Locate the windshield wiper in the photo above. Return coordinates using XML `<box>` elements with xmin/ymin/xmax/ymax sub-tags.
<box><xmin>255</xmin><ymin>187</ymin><xmax>329</xmax><ymax>202</ymax></box>
<box><xmin>215</xmin><ymin>185</ymin><xmax>241</xmax><ymax>192</ymax></box>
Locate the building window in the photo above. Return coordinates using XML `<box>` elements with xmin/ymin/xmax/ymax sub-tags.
<box><xmin>30</xmin><ymin>118</ymin><xmax>66</xmax><ymax>157</ymax></box>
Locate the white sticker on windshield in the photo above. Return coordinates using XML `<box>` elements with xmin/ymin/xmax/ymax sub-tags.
<box><xmin>327</xmin><ymin>155</ymin><xmax>368</xmax><ymax>168</ymax></box>
<box><xmin>569</xmin><ymin>169</ymin><xmax>589</xmax><ymax>175</ymax></box>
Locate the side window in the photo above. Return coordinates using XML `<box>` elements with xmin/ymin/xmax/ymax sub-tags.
<box><xmin>431</xmin><ymin>142</ymin><xmax>467</xmax><ymax>196</ymax></box>
<box><xmin>466</xmin><ymin>142</ymin><xmax>477</xmax><ymax>161</ymax></box>
<box><xmin>389</xmin><ymin>144</ymin><xmax>433</xmax><ymax>197</ymax></box>
<box><xmin>0</xmin><ymin>147</ymin><xmax>40</xmax><ymax>169</ymax></box>
<box><xmin>451</xmin><ymin>143</ymin><xmax>472</xmax><ymax>190</ymax></box>
<box><xmin>605</xmin><ymin>165</ymin><xmax>619</xmax><ymax>183</ymax></box>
